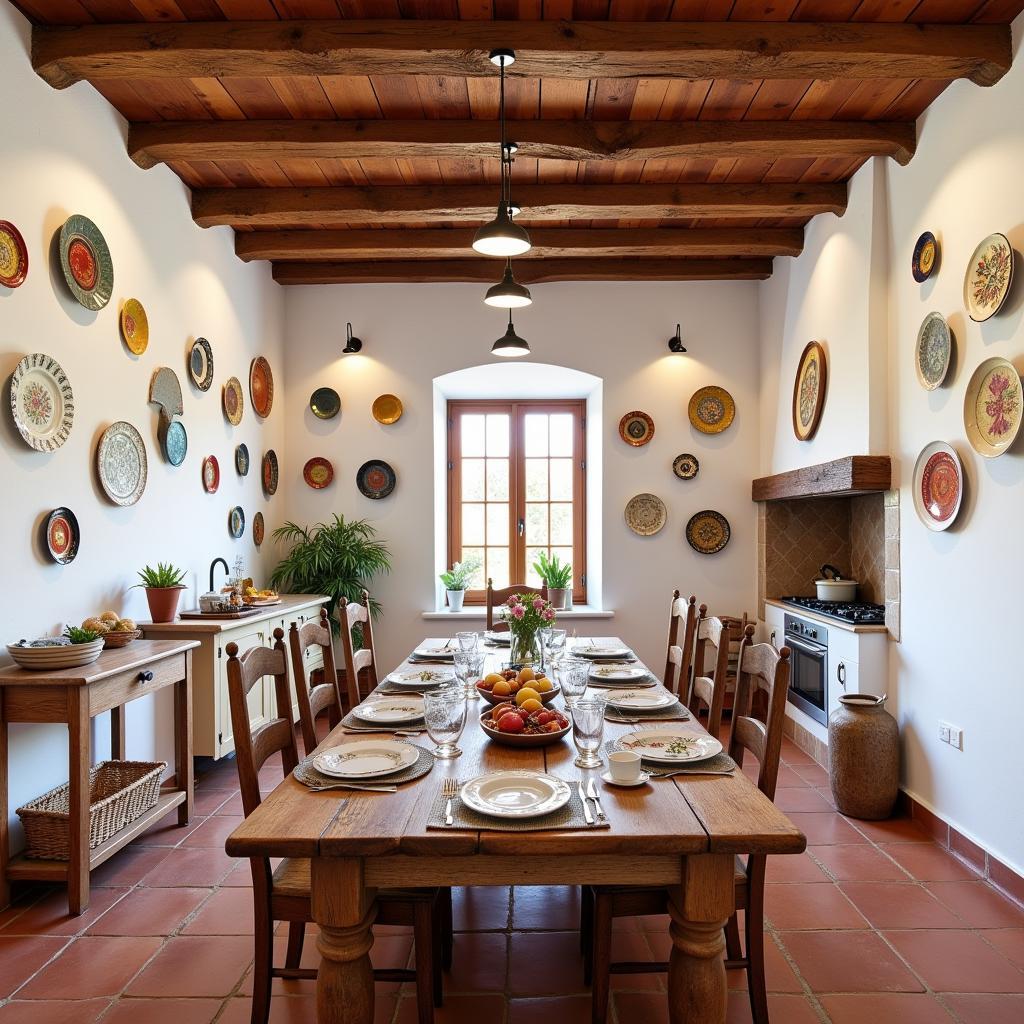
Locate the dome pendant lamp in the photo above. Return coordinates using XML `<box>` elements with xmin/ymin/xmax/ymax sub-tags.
<box><xmin>491</xmin><ymin>311</ymin><xmax>530</xmax><ymax>357</ymax></box>
<box><xmin>484</xmin><ymin>259</ymin><xmax>532</xmax><ymax>308</ymax></box>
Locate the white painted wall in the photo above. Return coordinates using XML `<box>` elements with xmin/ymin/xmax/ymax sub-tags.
<box><xmin>0</xmin><ymin>5</ymin><xmax>285</xmax><ymax>845</ymax></box>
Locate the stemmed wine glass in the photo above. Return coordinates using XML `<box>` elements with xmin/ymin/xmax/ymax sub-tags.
<box><xmin>455</xmin><ymin>631</ymin><xmax>480</xmax><ymax>653</ymax></box>
<box><xmin>453</xmin><ymin>650</ymin><xmax>484</xmax><ymax>701</ymax></box>
<box><xmin>555</xmin><ymin>657</ymin><xmax>590</xmax><ymax>709</ymax></box>
<box><xmin>423</xmin><ymin>685</ymin><xmax>468</xmax><ymax>759</ymax></box>
<box><xmin>570</xmin><ymin>692</ymin><xmax>607</xmax><ymax>769</ymax></box>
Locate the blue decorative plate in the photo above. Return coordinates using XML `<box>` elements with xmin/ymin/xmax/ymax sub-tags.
<box><xmin>162</xmin><ymin>419</ymin><xmax>187</xmax><ymax>467</ymax></box>
<box><xmin>235</xmin><ymin>443</ymin><xmax>249</xmax><ymax>476</ymax></box>
<box><xmin>229</xmin><ymin>506</ymin><xmax>245</xmax><ymax>539</ymax></box>
<box><xmin>357</xmin><ymin>459</ymin><xmax>396</xmax><ymax>499</ymax></box>
<box><xmin>912</xmin><ymin>231</ymin><xmax>938</xmax><ymax>283</ymax></box>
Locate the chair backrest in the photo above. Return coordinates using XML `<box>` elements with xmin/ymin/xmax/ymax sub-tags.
<box><xmin>688</xmin><ymin>611</ymin><xmax>731</xmax><ymax>737</ymax></box>
<box><xmin>287</xmin><ymin>608</ymin><xmax>342</xmax><ymax>757</ymax></box>
<box><xmin>225</xmin><ymin>628</ymin><xmax>299</xmax><ymax>819</ymax></box>
<box><xmin>727</xmin><ymin>625</ymin><xmax>792</xmax><ymax>801</ymax></box>
<box><xmin>664</xmin><ymin>592</ymin><xmax>698</xmax><ymax>694</ymax></box>
<box><xmin>337</xmin><ymin>590</ymin><xmax>379</xmax><ymax>706</ymax></box>
<box><xmin>485</xmin><ymin>579</ymin><xmax>547</xmax><ymax>631</ymax></box>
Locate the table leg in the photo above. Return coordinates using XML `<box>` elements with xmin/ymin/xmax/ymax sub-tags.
<box><xmin>666</xmin><ymin>853</ymin><xmax>734</xmax><ymax>1024</ymax></box>
<box><xmin>312</xmin><ymin>857</ymin><xmax>376</xmax><ymax>1024</ymax></box>
<box><xmin>174</xmin><ymin>654</ymin><xmax>193</xmax><ymax>826</ymax></box>
<box><xmin>110</xmin><ymin>707</ymin><xmax>126</xmax><ymax>761</ymax></box>
<box><xmin>67</xmin><ymin>687</ymin><xmax>91</xmax><ymax>915</ymax></box>
<box><xmin>0</xmin><ymin>693</ymin><xmax>9</xmax><ymax>911</ymax></box>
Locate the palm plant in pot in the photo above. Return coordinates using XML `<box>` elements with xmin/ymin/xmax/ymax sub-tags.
<box><xmin>439</xmin><ymin>554</ymin><xmax>482</xmax><ymax>612</ymax></box>
<box><xmin>134</xmin><ymin>562</ymin><xmax>188</xmax><ymax>623</ymax></box>
<box><xmin>532</xmin><ymin>551</ymin><xmax>572</xmax><ymax>610</ymax></box>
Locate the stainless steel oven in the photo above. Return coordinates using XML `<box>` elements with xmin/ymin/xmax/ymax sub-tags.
<box><xmin>784</xmin><ymin>614</ymin><xmax>828</xmax><ymax>725</ymax></box>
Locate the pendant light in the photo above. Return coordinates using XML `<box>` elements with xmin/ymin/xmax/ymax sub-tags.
<box><xmin>472</xmin><ymin>49</ymin><xmax>532</xmax><ymax>258</ymax></box>
<box><xmin>484</xmin><ymin>259</ymin><xmax>532</xmax><ymax>308</ymax></box>
<box><xmin>491</xmin><ymin>311</ymin><xmax>530</xmax><ymax>357</ymax></box>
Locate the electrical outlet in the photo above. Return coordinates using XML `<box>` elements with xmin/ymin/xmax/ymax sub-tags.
<box><xmin>949</xmin><ymin>726</ymin><xmax>963</xmax><ymax>751</ymax></box>
<box><xmin>939</xmin><ymin>723</ymin><xmax>951</xmax><ymax>744</ymax></box>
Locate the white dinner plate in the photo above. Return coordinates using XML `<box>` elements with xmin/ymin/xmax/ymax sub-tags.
<box><xmin>352</xmin><ymin>697</ymin><xmax>425</xmax><ymax>724</ymax></box>
<box><xmin>459</xmin><ymin>770</ymin><xmax>572</xmax><ymax>819</ymax></box>
<box><xmin>604</xmin><ymin>689</ymin><xmax>678</xmax><ymax>710</ymax></box>
<box><xmin>588</xmin><ymin>665</ymin><xmax>650</xmax><ymax>683</ymax></box>
<box><xmin>387</xmin><ymin>669</ymin><xmax>454</xmax><ymax>686</ymax></box>
<box><xmin>484</xmin><ymin>631</ymin><xmax>511</xmax><ymax>645</ymax></box>
<box><xmin>413</xmin><ymin>645</ymin><xmax>455</xmax><ymax>660</ymax></box>
<box><xmin>313</xmin><ymin>740</ymin><xmax>420</xmax><ymax>779</ymax></box>
<box><xmin>574</xmin><ymin>644</ymin><xmax>632</xmax><ymax>660</ymax></box>
<box><xmin>615</xmin><ymin>729</ymin><xmax>723</xmax><ymax>765</ymax></box>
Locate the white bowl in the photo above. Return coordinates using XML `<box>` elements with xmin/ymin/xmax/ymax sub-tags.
<box><xmin>814</xmin><ymin>579</ymin><xmax>858</xmax><ymax>601</ymax></box>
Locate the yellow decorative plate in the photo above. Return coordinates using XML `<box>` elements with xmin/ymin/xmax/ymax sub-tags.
<box><xmin>963</xmin><ymin>356</ymin><xmax>1021</xmax><ymax>458</ymax></box>
<box><xmin>688</xmin><ymin>386</ymin><xmax>735</xmax><ymax>434</ymax></box>
<box><xmin>223</xmin><ymin>376</ymin><xmax>244</xmax><ymax>426</ymax></box>
<box><xmin>372</xmin><ymin>393</ymin><xmax>403</xmax><ymax>425</ymax></box>
<box><xmin>120</xmin><ymin>299</ymin><xmax>149</xmax><ymax>355</ymax></box>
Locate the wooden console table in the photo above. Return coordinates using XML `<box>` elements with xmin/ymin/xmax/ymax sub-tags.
<box><xmin>0</xmin><ymin>639</ymin><xmax>198</xmax><ymax>915</ymax></box>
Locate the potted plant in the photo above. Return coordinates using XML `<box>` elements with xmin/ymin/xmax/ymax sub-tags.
<box><xmin>134</xmin><ymin>562</ymin><xmax>187</xmax><ymax>623</ymax></box>
<box><xmin>532</xmin><ymin>551</ymin><xmax>572</xmax><ymax>610</ymax></box>
<box><xmin>502</xmin><ymin>592</ymin><xmax>557</xmax><ymax>668</ymax></box>
<box><xmin>439</xmin><ymin>554</ymin><xmax>482</xmax><ymax>612</ymax></box>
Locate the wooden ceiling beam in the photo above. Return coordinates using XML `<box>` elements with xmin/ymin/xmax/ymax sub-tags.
<box><xmin>128</xmin><ymin>119</ymin><xmax>916</xmax><ymax>169</ymax></box>
<box><xmin>193</xmin><ymin>183</ymin><xmax>846</xmax><ymax>228</ymax></box>
<box><xmin>271</xmin><ymin>258</ymin><xmax>774</xmax><ymax>285</ymax></box>
<box><xmin>33</xmin><ymin>20</ymin><xmax>1010</xmax><ymax>89</ymax></box>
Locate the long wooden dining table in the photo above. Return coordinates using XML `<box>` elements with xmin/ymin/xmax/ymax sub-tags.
<box><xmin>225</xmin><ymin>637</ymin><xmax>806</xmax><ymax>1024</ymax></box>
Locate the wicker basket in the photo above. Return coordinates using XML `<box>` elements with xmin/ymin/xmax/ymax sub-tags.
<box><xmin>16</xmin><ymin>760</ymin><xmax>166</xmax><ymax>861</ymax></box>
<box><xmin>102</xmin><ymin>629</ymin><xmax>142</xmax><ymax>649</ymax></box>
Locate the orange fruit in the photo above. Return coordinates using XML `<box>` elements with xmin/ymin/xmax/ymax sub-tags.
<box><xmin>519</xmin><ymin>698</ymin><xmax>543</xmax><ymax>713</ymax></box>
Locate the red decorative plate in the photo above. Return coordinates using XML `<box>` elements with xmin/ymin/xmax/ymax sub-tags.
<box><xmin>45</xmin><ymin>506</ymin><xmax>80</xmax><ymax>564</ymax></box>
<box><xmin>0</xmin><ymin>220</ymin><xmax>28</xmax><ymax>288</ymax></box>
<box><xmin>912</xmin><ymin>441</ymin><xmax>962</xmax><ymax>532</ymax></box>
<box><xmin>618</xmin><ymin>411</ymin><xmax>655</xmax><ymax>447</ymax></box>
<box><xmin>253</xmin><ymin>511</ymin><xmax>265</xmax><ymax>547</ymax></box>
<box><xmin>249</xmin><ymin>356</ymin><xmax>274</xmax><ymax>418</ymax></box>
<box><xmin>202</xmin><ymin>455</ymin><xmax>220</xmax><ymax>494</ymax></box>
<box><xmin>303</xmin><ymin>457</ymin><xmax>334</xmax><ymax>489</ymax></box>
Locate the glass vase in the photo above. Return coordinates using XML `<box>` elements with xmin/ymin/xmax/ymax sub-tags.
<box><xmin>510</xmin><ymin>630</ymin><xmax>541</xmax><ymax>669</ymax></box>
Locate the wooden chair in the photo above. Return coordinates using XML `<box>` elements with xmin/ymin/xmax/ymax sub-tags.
<box><xmin>581</xmin><ymin>625</ymin><xmax>792</xmax><ymax>1024</ymax></box>
<box><xmin>336</xmin><ymin>590</ymin><xmax>380</xmax><ymax>706</ymax></box>
<box><xmin>226</xmin><ymin>629</ymin><xmax>446</xmax><ymax>1024</ymax></box>
<box><xmin>485</xmin><ymin>579</ymin><xmax>547</xmax><ymax>632</ymax></box>
<box><xmin>287</xmin><ymin>608</ymin><xmax>343</xmax><ymax>757</ymax></box>
<box><xmin>687</xmin><ymin>611</ymin><xmax>731</xmax><ymax>738</ymax></box>
<box><xmin>663</xmin><ymin>591</ymin><xmax>698</xmax><ymax>694</ymax></box>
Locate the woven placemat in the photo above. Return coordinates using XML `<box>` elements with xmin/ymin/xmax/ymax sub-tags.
<box><xmin>340</xmin><ymin>707</ymin><xmax>425</xmax><ymax>733</ymax></box>
<box><xmin>375</xmin><ymin>679</ymin><xmax>449</xmax><ymax>695</ymax></box>
<box><xmin>605</xmin><ymin>701</ymin><xmax>691</xmax><ymax>723</ymax></box>
<box><xmin>294</xmin><ymin>744</ymin><xmax>434</xmax><ymax>789</ymax></box>
<box><xmin>602</xmin><ymin>741</ymin><xmax>737</xmax><ymax>776</ymax></box>
<box><xmin>425</xmin><ymin>783</ymin><xmax>610</xmax><ymax>832</ymax></box>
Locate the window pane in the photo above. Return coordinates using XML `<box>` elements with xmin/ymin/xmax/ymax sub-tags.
<box><xmin>549</xmin><ymin>458</ymin><xmax>573</xmax><ymax>501</ymax></box>
<box><xmin>461</xmin><ymin>458</ymin><xmax>485</xmax><ymax>501</ymax></box>
<box><xmin>487</xmin><ymin>503</ymin><xmax>509</xmax><ymax>545</ymax></box>
<box><xmin>550</xmin><ymin>503</ymin><xmax>573</xmax><ymax>546</ymax></box>
<box><xmin>525</xmin><ymin>503</ymin><xmax>548</xmax><ymax>546</ymax></box>
<box><xmin>462</xmin><ymin>547</ymin><xmax>485</xmax><ymax>590</ymax></box>
<box><xmin>525</xmin><ymin>458</ymin><xmax>548</xmax><ymax>501</ymax></box>
<box><xmin>486</xmin><ymin>414</ymin><xmax>510</xmax><ymax>457</ymax></box>
<box><xmin>486</xmin><ymin>547</ymin><xmax>509</xmax><ymax>590</ymax></box>
<box><xmin>461</xmin><ymin>503</ymin><xmax>485</xmax><ymax>546</ymax></box>
<box><xmin>549</xmin><ymin>414</ymin><xmax>574</xmax><ymax>457</ymax></box>
<box><xmin>486</xmin><ymin>458</ymin><xmax>509</xmax><ymax>500</ymax></box>
<box><xmin>525</xmin><ymin>548</ymin><xmax>546</xmax><ymax>588</ymax></box>
<box><xmin>461</xmin><ymin>414</ymin><xmax>485</xmax><ymax>457</ymax></box>
<box><xmin>524</xmin><ymin>414</ymin><xmax>548</xmax><ymax>457</ymax></box>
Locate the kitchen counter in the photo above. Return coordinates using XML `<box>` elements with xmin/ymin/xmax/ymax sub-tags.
<box><xmin>765</xmin><ymin>598</ymin><xmax>889</xmax><ymax>635</ymax></box>
<box><xmin>140</xmin><ymin>593</ymin><xmax>328</xmax><ymax>634</ymax></box>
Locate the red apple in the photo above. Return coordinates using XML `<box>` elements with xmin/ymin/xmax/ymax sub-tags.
<box><xmin>497</xmin><ymin>713</ymin><xmax>525</xmax><ymax>734</ymax></box>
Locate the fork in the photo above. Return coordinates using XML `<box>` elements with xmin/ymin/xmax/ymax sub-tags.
<box><xmin>647</xmin><ymin>768</ymin><xmax>735</xmax><ymax>778</ymax></box>
<box><xmin>441</xmin><ymin>777</ymin><xmax>460</xmax><ymax>826</ymax></box>
<box><xmin>308</xmin><ymin>782</ymin><xmax>399</xmax><ymax>793</ymax></box>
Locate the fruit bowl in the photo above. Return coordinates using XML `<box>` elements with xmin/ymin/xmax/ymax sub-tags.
<box><xmin>476</xmin><ymin>681</ymin><xmax>561</xmax><ymax>706</ymax></box>
<box><xmin>479</xmin><ymin>706</ymin><xmax>572</xmax><ymax>748</ymax></box>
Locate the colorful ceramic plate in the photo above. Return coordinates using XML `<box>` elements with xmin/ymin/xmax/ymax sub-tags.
<box><xmin>964</xmin><ymin>233</ymin><xmax>1013</xmax><ymax>322</ymax></box>
<box><xmin>149</xmin><ymin>367</ymin><xmax>183</xmax><ymax>422</ymax></box>
<box><xmin>604</xmin><ymin>689</ymin><xmax>677</xmax><ymax>710</ymax></box>
<box><xmin>573</xmin><ymin>644</ymin><xmax>632</xmax><ymax>660</ymax></box>
<box><xmin>120</xmin><ymin>299</ymin><xmax>148</xmax><ymax>355</ymax></box>
<box><xmin>686</xmin><ymin>510</ymin><xmax>731</xmax><ymax>555</ymax></box>
<box><xmin>58</xmin><ymin>214</ymin><xmax>113</xmax><ymax>310</ymax></box>
<box><xmin>672</xmin><ymin>453</ymin><xmax>699</xmax><ymax>480</ymax></box>
<box><xmin>0</xmin><ymin>220</ymin><xmax>28</xmax><ymax>288</ymax></box>
<box><xmin>912</xmin><ymin>441</ymin><xmax>963</xmax><ymax>532</ymax></box>
<box><xmin>160</xmin><ymin>419</ymin><xmax>187</xmax><ymax>467</ymax></box>
<box><xmin>688</xmin><ymin>386</ymin><xmax>735</xmax><ymax>434</ymax></box>
<box><xmin>189</xmin><ymin>338</ymin><xmax>214</xmax><ymax>392</ymax></box>
<box><xmin>589</xmin><ymin>665</ymin><xmax>651</xmax><ymax>684</ymax></box>
<box><xmin>44</xmin><ymin>506</ymin><xmax>80</xmax><ymax>564</ymax></box>
<box><xmin>615</xmin><ymin>728</ymin><xmax>722</xmax><ymax>765</ymax></box>
<box><xmin>249</xmin><ymin>356</ymin><xmax>274</xmax><ymax>418</ymax></box>
<box><xmin>963</xmin><ymin>356</ymin><xmax>1021</xmax><ymax>458</ymax></box>
<box><xmin>97</xmin><ymin>421</ymin><xmax>147</xmax><ymax>506</ymax></box>
<box><xmin>386</xmin><ymin>669</ymin><xmax>454</xmax><ymax>687</ymax></box>
<box><xmin>459</xmin><ymin>771</ymin><xmax>571</xmax><ymax>820</ymax></box>
<box><xmin>792</xmin><ymin>341</ymin><xmax>827</xmax><ymax>441</ymax></box>
<box><xmin>618</xmin><ymin>410</ymin><xmax>655</xmax><ymax>447</ymax></box>
<box><xmin>202</xmin><ymin>455</ymin><xmax>220</xmax><ymax>493</ymax></box>
<box><xmin>372</xmin><ymin>393</ymin><xmax>403</xmax><ymax>425</ymax></box>
<box><xmin>916</xmin><ymin>312</ymin><xmax>952</xmax><ymax>391</ymax></box>
<box><xmin>310</xmin><ymin>387</ymin><xmax>340</xmax><ymax>420</ymax></box>
<box><xmin>253</xmin><ymin>511</ymin><xmax>265</xmax><ymax>547</ymax></box>
<box><xmin>313</xmin><ymin>740</ymin><xmax>419</xmax><ymax>780</ymax></box>
<box><xmin>357</xmin><ymin>460</ymin><xmax>396</xmax><ymax>499</ymax></box>
<box><xmin>353</xmin><ymin>697</ymin><xmax>425</xmax><ymax>725</ymax></box>
<box><xmin>223</xmin><ymin>377</ymin><xmax>243</xmax><ymax>425</ymax></box>
<box><xmin>912</xmin><ymin>231</ymin><xmax>938</xmax><ymax>283</ymax></box>
<box><xmin>303</xmin><ymin>456</ymin><xmax>334</xmax><ymax>489</ymax></box>
<box><xmin>229</xmin><ymin>505</ymin><xmax>245</xmax><ymax>539</ymax></box>
<box><xmin>262</xmin><ymin>449</ymin><xmax>279</xmax><ymax>496</ymax></box>
<box><xmin>235</xmin><ymin>443</ymin><xmax>249</xmax><ymax>476</ymax></box>
<box><xmin>10</xmin><ymin>353</ymin><xmax>75</xmax><ymax>452</ymax></box>
<box><xmin>624</xmin><ymin>493</ymin><xmax>667</xmax><ymax>536</ymax></box>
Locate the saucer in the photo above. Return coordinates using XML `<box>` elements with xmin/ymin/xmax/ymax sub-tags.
<box><xmin>601</xmin><ymin>770</ymin><xmax>650</xmax><ymax>788</ymax></box>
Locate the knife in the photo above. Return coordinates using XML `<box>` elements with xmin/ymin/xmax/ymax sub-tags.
<box><xmin>577</xmin><ymin>780</ymin><xmax>594</xmax><ymax>825</ymax></box>
<box><xmin>587</xmin><ymin>778</ymin><xmax>607</xmax><ymax>820</ymax></box>
<box><xmin>308</xmin><ymin>783</ymin><xmax>399</xmax><ymax>793</ymax></box>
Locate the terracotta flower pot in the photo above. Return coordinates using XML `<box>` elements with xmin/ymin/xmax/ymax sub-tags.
<box><xmin>546</xmin><ymin>587</ymin><xmax>569</xmax><ymax>611</ymax></box>
<box><xmin>145</xmin><ymin>586</ymin><xmax>185</xmax><ymax>624</ymax></box>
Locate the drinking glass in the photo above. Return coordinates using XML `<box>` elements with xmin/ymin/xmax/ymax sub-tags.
<box><xmin>423</xmin><ymin>685</ymin><xmax>468</xmax><ymax>759</ymax></box>
<box><xmin>541</xmin><ymin>628</ymin><xmax>567</xmax><ymax>667</ymax></box>
<box><xmin>455</xmin><ymin>631</ymin><xmax>480</xmax><ymax>653</ymax></box>
<box><xmin>555</xmin><ymin>657</ymin><xmax>590</xmax><ymax>709</ymax></box>
<box><xmin>453</xmin><ymin>650</ymin><xmax>484</xmax><ymax>701</ymax></box>
<box><xmin>570</xmin><ymin>693</ymin><xmax>606</xmax><ymax>769</ymax></box>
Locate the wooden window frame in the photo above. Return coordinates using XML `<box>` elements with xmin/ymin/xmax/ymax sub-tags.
<box><xmin>447</xmin><ymin>398</ymin><xmax>587</xmax><ymax>606</ymax></box>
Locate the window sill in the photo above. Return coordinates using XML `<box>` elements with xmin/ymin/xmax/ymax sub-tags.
<box><xmin>422</xmin><ymin>606</ymin><xmax>613</xmax><ymax>620</ymax></box>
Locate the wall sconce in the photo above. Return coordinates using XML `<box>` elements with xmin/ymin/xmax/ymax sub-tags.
<box><xmin>342</xmin><ymin>323</ymin><xmax>363</xmax><ymax>354</ymax></box>
<box><xmin>668</xmin><ymin>324</ymin><xmax>687</xmax><ymax>354</ymax></box>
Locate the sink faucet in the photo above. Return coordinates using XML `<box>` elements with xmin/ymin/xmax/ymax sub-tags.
<box><xmin>209</xmin><ymin>557</ymin><xmax>229</xmax><ymax>593</ymax></box>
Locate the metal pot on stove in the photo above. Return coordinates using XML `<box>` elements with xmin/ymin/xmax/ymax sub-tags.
<box><xmin>814</xmin><ymin>564</ymin><xmax>859</xmax><ymax>602</ymax></box>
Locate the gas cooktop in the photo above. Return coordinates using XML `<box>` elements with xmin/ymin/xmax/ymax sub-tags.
<box><xmin>780</xmin><ymin>597</ymin><xmax>886</xmax><ymax>625</ymax></box>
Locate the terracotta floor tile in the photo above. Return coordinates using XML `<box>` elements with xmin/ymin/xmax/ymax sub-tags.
<box><xmin>19</xmin><ymin>936</ymin><xmax>162</xmax><ymax>999</ymax></box>
<box><xmin>192</xmin><ymin>788</ymin><xmax>234</xmax><ymax>815</ymax></box>
<box><xmin>726</xmin><ymin>992</ymin><xmax>821</xmax><ymax>1024</ymax></box>
<box><xmin>886</xmin><ymin>929</ymin><xmax>1024</xmax><ymax>992</ymax></box>
<box><xmin>766</xmin><ymin>851</ymin><xmax>829</xmax><ymax>884</ymax></box>
<box><xmin>722</xmin><ymin>934</ymin><xmax>803</xmax><ymax>994</ymax></box>
<box><xmin>213</xmin><ymin>793</ymin><xmax>244</xmax><ymax>816</ymax></box>
<box><xmin>89</xmin><ymin>848</ymin><xmax>172</xmax><ymax>887</ymax></box>
<box><xmin>445</xmin><ymin>932</ymin><xmax>507</xmax><ymax>993</ymax></box>
<box><xmin>780</xmin><ymin>743</ymin><xmax>817</xmax><ymax>766</ymax></box>
<box><xmin>0</xmin><ymin>999</ymin><xmax>109</xmax><ymax>1023</ymax></box>
<box><xmin>847</xmin><ymin>817</ymin><xmax>933</xmax><ymax>845</ymax></box>
<box><xmin>810</xmin><ymin>845</ymin><xmax>910</xmax><ymax>881</ymax></box>
<box><xmin>452</xmin><ymin>886</ymin><xmax>510</xmax><ymax>931</ymax></box>
<box><xmin>99</xmin><ymin>998</ymin><xmax>223</xmax><ymax>1024</ymax></box>
<box><xmin>130</xmin><ymin>810</ymin><xmax>200</xmax><ymax>848</ymax></box>
<box><xmin>925</xmin><ymin>881</ymin><xmax>1024</xmax><ymax>929</ymax></box>
<box><xmin>221</xmin><ymin>861</ymin><xmax>255</xmax><ymax>887</ymax></box>
<box><xmin>181</xmin><ymin>886</ymin><xmax>255</xmax><ymax>935</ymax></box>
<box><xmin>125</xmin><ymin>935</ymin><xmax>254</xmax><ymax>997</ymax></box>
<box><xmin>765</xmin><ymin>883</ymin><xmax>868</xmax><ymax>930</ymax></box>
<box><xmin>608</xmin><ymin>931</ymin><xmax>661</xmax><ymax>991</ymax></box>
<box><xmin>790</xmin><ymin>765</ymin><xmax>829</xmax><ymax>787</ymax></box>
<box><xmin>942</xmin><ymin>993</ymin><xmax>1024</xmax><ymax>1024</ymax></box>
<box><xmin>839</xmin><ymin>882</ymin><xmax>964</xmax><ymax>929</ymax></box>
<box><xmin>786</xmin><ymin>812</ymin><xmax>868</xmax><ymax>845</ymax></box>
<box><xmin>773</xmin><ymin>766</ymin><xmax>807</xmax><ymax>788</ymax></box>
<box><xmin>881</xmin><ymin>843</ymin><xmax>982</xmax><ymax>882</ymax></box>
<box><xmin>140</xmin><ymin>846</ymin><xmax>235</xmax><ymax>887</ymax></box>
<box><xmin>773</xmin><ymin>787</ymin><xmax>833</xmax><ymax>812</ymax></box>
<box><xmin>509</xmin><ymin>995</ymin><xmax>591</xmax><ymax>1023</ymax></box>
<box><xmin>781</xmin><ymin>930</ymin><xmax>924</xmax><ymax>992</ymax></box>
<box><xmin>508</xmin><ymin>931</ymin><xmax>587</xmax><ymax>996</ymax></box>
<box><xmin>0</xmin><ymin>886</ymin><xmax>127</xmax><ymax>936</ymax></box>
<box><xmin>86</xmin><ymin>887</ymin><xmax>209</xmax><ymax>936</ymax></box>
<box><xmin>180</xmin><ymin>815</ymin><xmax>246</xmax><ymax>848</ymax></box>
<box><xmin>395</xmin><ymin>994</ymin><xmax>507</xmax><ymax>1024</ymax></box>
<box><xmin>219</xmin><ymin>994</ymin><xmax>320</xmax><ymax>1024</ymax></box>
<box><xmin>610</xmin><ymin>992</ymin><xmax>669</xmax><ymax>1024</ymax></box>
<box><xmin>984</xmin><ymin>929</ymin><xmax>1024</xmax><ymax>971</ymax></box>
<box><xmin>512</xmin><ymin>886</ymin><xmax>581</xmax><ymax>930</ymax></box>
<box><xmin>0</xmin><ymin>936</ymin><xmax>71</xmax><ymax>998</ymax></box>
<box><xmin>820</xmin><ymin>992</ymin><xmax>955</xmax><ymax>1023</ymax></box>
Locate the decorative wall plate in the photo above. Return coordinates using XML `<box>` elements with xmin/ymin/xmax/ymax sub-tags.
<box><xmin>160</xmin><ymin>419</ymin><xmax>187</xmax><ymax>467</ymax></box>
<box><xmin>262</xmin><ymin>449</ymin><xmax>279</xmax><ymax>496</ymax></box>
<box><xmin>149</xmin><ymin>367</ymin><xmax>184</xmax><ymax>422</ymax></box>
<box><xmin>964</xmin><ymin>232</ymin><xmax>1013</xmax><ymax>322</ymax></box>
<box><xmin>202</xmin><ymin>455</ymin><xmax>220</xmax><ymax>493</ymax></box>
<box><xmin>618</xmin><ymin>411</ymin><xmax>654</xmax><ymax>446</ymax></box>
<box><xmin>10</xmin><ymin>353</ymin><xmax>75</xmax><ymax>452</ymax></box>
<box><xmin>912</xmin><ymin>441</ymin><xmax>963</xmax><ymax>532</ymax></box>
<box><xmin>0</xmin><ymin>220</ymin><xmax>28</xmax><ymax>288</ymax></box>
<box><xmin>688</xmin><ymin>386</ymin><xmax>735</xmax><ymax>434</ymax></box>
<box><xmin>963</xmin><ymin>356</ymin><xmax>1021</xmax><ymax>458</ymax></box>
<box><xmin>685</xmin><ymin>510</ymin><xmax>731</xmax><ymax>555</ymax></box>
<box><xmin>303</xmin><ymin>457</ymin><xmax>334</xmax><ymax>489</ymax></box>
<box><xmin>229</xmin><ymin>506</ymin><xmax>245</xmax><ymax>540</ymax></box>
<box><xmin>357</xmin><ymin>460</ymin><xmax>396</xmax><ymax>499</ymax></box>
<box><xmin>249</xmin><ymin>356</ymin><xmax>274</xmax><ymax>418</ymax></box>
<box><xmin>912</xmin><ymin>231</ymin><xmax>938</xmax><ymax>283</ymax></box>
<box><xmin>310</xmin><ymin>387</ymin><xmax>340</xmax><ymax>420</ymax></box>
<box><xmin>45</xmin><ymin>506</ymin><xmax>80</xmax><ymax>564</ymax></box>
<box><xmin>235</xmin><ymin>443</ymin><xmax>249</xmax><ymax>476</ymax></box>
<box><xmin>372</xmin><ymin>394</ymin><xmax>403</xmax><ymax>425</ymax></box>
<box><xmin>792</xmin><ymin>341</ymin><xmax>827</xmax><ymax>441</ymax></box>
<box><xmin>672</xmin><ymin>453</ymin><xmax>699</xmax><ymax>480</ymax></box>
<box><xmin>253</xmin><ymin>511</ymin><xmax>265</xmax><ymax>547</ymax></box>
<box><xmin>58</xmin><ymin>214</ymin><xmax>113</xmax><ymax>310</ymax></box>
<box><xmin>624</xmin><ymin>493</ymin><xmax>667</xmax><ymax>536</ymax></box>
<box><xmin>97</xmin><ymin>421</ymin><xmax>147</xmax><ymax>506</ymax></box>
<box><xmin>189</xmin><ymin>338</ymin><xmax>214</xmax><ymax>392</ymax></box>
<box><xmin>223</xmin><ymin>377</ymin><xmax>243</xmax><ymax>425</ymax></box>
<box><xmin>915</xmin><ymin>312</ymin><xmax>952</xmax><ymax>391</ymax></box>
<box><xmin>120</xmin><ymin>299</ymin><xmax>148</xmax><ymax>355</ymax></box>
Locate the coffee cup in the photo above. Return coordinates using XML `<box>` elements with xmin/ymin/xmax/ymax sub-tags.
<box><xmin>608</xmin><ymin>750</ymin><xmax>642</xmax><ymax>784</ymax></box>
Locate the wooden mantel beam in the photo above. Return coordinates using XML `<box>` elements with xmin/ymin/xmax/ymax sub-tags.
<box><xmin>193</xmin><ymin>183</ymin><xmax>847</xmax><ymax>228</ymax></box>
<box><xmin>127</xmin><ymin>119</ymin><xmax>917</xmax><ymax>170</ymax></box>
<box><xmin>33</xmin><ymin>20</ymin><xmax>1010</xmax><ymax>89</ymax></box>
<box><xmin>271</xmin><ymin>258</ymin><xmax>774</xmax><ymax>286</ymax></box>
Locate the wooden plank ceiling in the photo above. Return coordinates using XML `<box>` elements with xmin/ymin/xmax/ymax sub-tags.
<box><xmin>16</xmin><ymin>1</ymin><xmax>1024</xmax><ymax>285</ymax></box>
